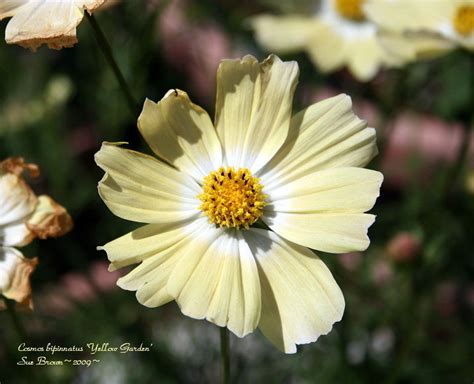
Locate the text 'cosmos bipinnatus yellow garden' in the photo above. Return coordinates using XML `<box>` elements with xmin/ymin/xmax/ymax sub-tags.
<box><xmin>94</xmin><ymin>54</ymin><xmax>383</xmax><ymax>354</ymax></box>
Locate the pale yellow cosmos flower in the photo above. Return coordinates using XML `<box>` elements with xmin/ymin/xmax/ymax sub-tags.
<box><xmin>0</xmin><ymin>157</ymin><xmax>73</xmax><ymax>309</ymax></box>
<box><xmin>0</xmin><ymin>0</ymin><xmax>106</xmax><ymax>50</ymax></box>
<box><xmin>364</xmin><ymin>0</ymin><xmax>474</xmax><ymax>56</ymax></box>
<box><xmin>251</xmin><ymin>0</ymin><xmax>405</xmax><ymax>81</ymax></box>
<box><xmin>95</xmin><ymin>55</ymin><xmax>383</xmax><ymax>353</ymax></box>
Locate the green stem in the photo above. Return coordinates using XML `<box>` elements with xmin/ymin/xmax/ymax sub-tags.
<box><xmin>85</xmin><ymin>13</ymin><xmax>139</xmax><ymax>117</ymax></box>
<box><xmin>384</xmin><ymin>274</ymin><xmax>427</xmax><ymax>384</ymax></box>
<box><xmin>5</xmin><ymin>298</ymin><xmax>26</xmax><ymax>341</ymax></box>
<box><xmin>441</xmin><ymin>122</ymin><xmax>472</xmax><ymax>198</ymax></box>
<box><xmin>220</xmin><ymin>327</ymin><xmax>230</xmax><ymax>384</ymax></box>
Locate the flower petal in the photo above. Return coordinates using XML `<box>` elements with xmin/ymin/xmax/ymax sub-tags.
<box><xmin>364</xmin><ymin>0</ymin><xmax>454</xmax><ymax>33</ymax></box>
<box><xmin>215</xmin><ymin>54</ymin><xmax>299</xmax><ymax>173</ymax></box>
<box><xmin>365</xmin><ymin>0</ymin><xmax>473</xmax><ymax>49</ymax></box>
<box><xmin>346</xmin><ymin>38</ymin><xmax>388</xmax><ymax>82</ymax></box>
<box><xmin>0</xmin><ymin>247</ymin><xmax>21</xmax><ymax>292</ymax></box>
<box><xmin>267</xmin><ymin>167</ymin><xmax>383</xmax><ymax>213</ymax></box>
<box><xmin>264</xmin><ymin>212</ymin><xmax>376</xmax><ymax>253</ymax></box>
<box><xmin>167</xmin><ymin>228</ymin><xmax>261</xmax><ymax>337</ymax></box>
<box><xmin>259</xmin><ymin>94</ymin><xmax>377</xmax><ymax>190</ymax></box>
<box><xmin>0</xmin><ymin>172</ymin><xmax>37</xmax><ymax>226</ymax></box>
<box><xmin>5</xmin><ymin>0</ymin><xmax>82</xmax><ymax>50</ymax></box>
<box><xmin>378</xmin><ymin>31</ymin><xmax>455</xmax><ymax>61</ymax></box>
<box><xmin>0</xmin><ymin>172</ymin><xmax>37</xmax><ymax>247</ymax></box>
<box><xmin>4</xmin><ymin>0</ymin><xmax>105</xmax><ymax>50</ymax></box>
<box><xmin>26</xmin><ymin>195</ymin><xmax>73</xmax><ymax>240</ymax></box>
<box><xmin>306</xmin><ymin>23</ymin><xmax>347</xmax><ymax>73</ymax></box>
<box><xmin>250</xmin><ymin>15</ymin><xmax>319</xmax><ymax>53</ymax></box>
<box><xmin>101</xmin><ymin>217</ymin><xmax>210</xmax><ymax>307</ymax></box>
<box><xmin>0</xmin><ymin>247</ymin><xmax>38</xmax><ymax>309</ymax></box>
<box><xmin>0</xmin><ymin>0</ymin><xmax>29</xmax><ymax>19</ymax></box>
<box><xmin>263</xmin><ymin>167</ymin><xmax>382</xmax><ymax>253</ymax></box>
<box><xmin>79</xmin><ymin>0</ymin><xmax>107</xmax><ymax>13</ymax></box>
<box><xmin>137</xmin><ymin>89</ymin><xmax>222</xmax><ymax>181</ymax></box>
<box><xmin>95</xmin><ymin>142</ymin><xmax>201</xmax><ymax>224</ymax></box>
<box><xmin>100</xmin><ymin>217</ymin><xmax>208</xmax><ymax>271</ymax></box>
<box><xmin>0</xmin><ymin>222</ymin><xmax>32</xmax><ymax>247</ymax></box>
<box><xmin>243</xmin><ymin>229</ymin><xmax>344</xmax><ymax>354</ymax></box>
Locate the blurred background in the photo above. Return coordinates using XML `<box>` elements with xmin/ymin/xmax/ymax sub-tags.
<box><xmin>0</xmin><ymin>0</ymin><xmax>473</xmax><ymax>383</ymax></box>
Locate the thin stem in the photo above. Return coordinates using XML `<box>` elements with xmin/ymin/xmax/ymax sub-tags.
<box><xmin>220</xmin><ymin>327</ymin><xmax>230</xmax><ymax>384</ymax></box>
<box><xmin>5</xmin><ymin>298</ymin><xmax>26</xmax><ymax>341</ymax></box>
<box><xmin>441</xmin><ymin>123</ymin><xmax>472</xmax><ymax>198</ymax></box>
<box><xmin>85</xmin><ymin>13</ymin><xmax>139</xmax><ymax>117</ymax></box>
<box><xmin>436</xmin><ymin>49</ymin><xmax>473</xmax><ymax>197</ymax></box>
<box><xmin>383</xmin><ymin>266</ymin><xmax>427</xmax><ymax>384</ymax></box>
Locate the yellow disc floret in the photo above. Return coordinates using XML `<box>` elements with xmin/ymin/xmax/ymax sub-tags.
<box><xmin>334</xmin><ymin>0</ymin><xmax>365</xmax><ymax>21</ymax></box>
<box><xmin>453</xmin><ymin>5</ymin><xmax>474</xmax><ymax>36</ymax></box>
<box><xmin>199</xmin><ymin>167</ymin><xmax>266</xmax><ymax>229</ymax></box>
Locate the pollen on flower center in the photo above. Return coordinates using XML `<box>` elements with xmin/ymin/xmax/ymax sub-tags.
<box><xmin>334</xmin><ymin>0</ymin><xmax>365</xmax><ymax>21</ymax></box>
<box><xmin>198</xmin><ymin>167</ymin><xmax>266</xmax><ymax>229</ymax></box>
<box><xmin>453</xmin><ymin>5</ymin><xmax>474</xmax><ymax>36</ymax></box>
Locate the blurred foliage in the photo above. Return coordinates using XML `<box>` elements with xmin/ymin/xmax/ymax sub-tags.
<box><xmin>0</xmin><ymin>1</ymin><xmax>473</xmax><ymax>383</ymax></box>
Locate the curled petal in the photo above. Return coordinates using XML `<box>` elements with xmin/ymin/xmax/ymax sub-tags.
<box><xmin>3</xmin><ymin>0</ymin><xmax>106</xmax><ymax>50</ymax></box>
<box><xmin>0</xmin><ymin>157</ymin><xmax>39</xmax><ymax>177</ymax></box>
<box><xmin>0</xmin><ymin>157</ymin><xmax>72</xmax><ymax>245</ymax></box>
<box><xmin>26</xmin><ymin>195</ymin><xmax>73</xmax><ymax>240</ymax></box>
<box><xmin>0</xmin><ymin>247</ymin><xmax>38</xmax><ymax>310</ymax></box>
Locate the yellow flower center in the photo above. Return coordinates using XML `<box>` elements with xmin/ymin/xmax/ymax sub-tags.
<box><xmin>199</xmin><ymin>167</ymin><xmax>266</xmax><ymax>229</ymax></box>
<box><xmin>453</xmin><ymin>5</ymin><xmax>474</xmax><ymax>36</ymax></box>
<box><xmin>334</xmin><ymin>0</ymin><xmax>365</xmax><ymax>21</ymax></box>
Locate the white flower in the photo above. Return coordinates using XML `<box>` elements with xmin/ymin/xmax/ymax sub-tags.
<box><xmin>364</xmin><ymin>0</ymin><xmax>474</xmax><ymax>56</ymax></box>
<box><xmin>251</xmin><ymin>0</ymin><xmax>404</xmax><ymax>81</ymax></box>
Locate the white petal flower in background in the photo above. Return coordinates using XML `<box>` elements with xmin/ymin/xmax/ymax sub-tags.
<box><xmin>365</xmin><ymin>0</ymin><xmax>474</xmax><ymax>53</ymax></box>
<box><xmin>0</xmin><ymin>0</ymin><xmax>106</xmax><ymax>50</ymax></box>
<box><xmin>0</xmin><ymin>157</ymin><xmax>73</xmax><ymax>309</ymax></box>
<box><xmin>96</xmin><ymin>54</ymin><xmax>383</xmax><ymax>353</ymax></box>
<box><xmin>251</xmin><ymin>0</ymin><xmax>405</xmax><ymax>81</ymax></box>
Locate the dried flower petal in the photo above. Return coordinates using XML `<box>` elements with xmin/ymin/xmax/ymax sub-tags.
<box><xmin>1</xmin><ymin>0</ymin><xmax>107</xmax><ymax>51</ymax></box>
<box><xmin>0</xmin><ymin>156</ymin><xmax>39</xmax><ymax>178</ymax></box>
<box><xmin>0</xmin><ymin>247</ymin><xmax>38</xmax><ymax>310</ymax></box>
<box><xmin>27</xmin><ymin>195</ymin><xmax>74</xmax><ymax>239</ymax></box>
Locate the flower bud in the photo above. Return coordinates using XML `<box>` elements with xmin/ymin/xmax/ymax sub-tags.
<box><xmin>387</xmin><ymin>232</ymin><xmax>421</xmax><ymax>263</ymax></box>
